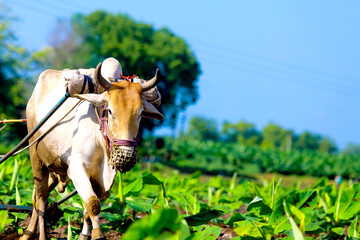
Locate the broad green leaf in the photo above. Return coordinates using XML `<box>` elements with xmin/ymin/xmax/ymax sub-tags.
<box><xmin>0</xmin><ymin>211</ymin><xmax>11</xmax><ymax>233</ymax></box>
<box><xmin>208</xmin><ymin>176</ymin><xmax>223</xmax><ymax>189</ymax></box>
<box><xmin>348</xmin><ymin>215</ymin><xmax>360</xmax><ymax>238</ymax></box>
<box><xmin>101</xmin><ymin>212</ymin><xmax>125</xmax><ymax>222</ymax></box>
<box><xmin>269</xmin><ymin>190</ymin><xmax>317</xmax><ymax>234</ymax></box>
<box><xmin>334</xmin><ymin>187</ymin><xmax>353</xmax><ymax>222</ymax></box>
<box><xmin>179</xmin><ymin>220</ymin><xmax>190</xmax><ymax>240</ymax></box>
<box><xmin>281</xmin><ymin>237</ymin><xmax>314</xmax><ymax>240</ymax></box>
<box><xmin>331</xmin><ymin>227</ymin><xmax>345</xmax><ymax>236</ymax></box>
<box><xmin>335</xmin><ymin>188</ymin><xmax>360</xmax><ymax>221</ymax></box>
<box><xmin>12</xmin><ymin>212</ymin><xmax>27</xmax><ymax>222</ymax></box>
<box><xmin>123</xmin><ymin>176</ymin><xmax>143</xmax><ymax>196</ymax></box>
<box><xmin>122</xmin><ymin>208</ymin><xmax>181</xmax><ymax>240</ymax></box>
<box><xmin>242</xmin><ymin>212</ymin><xmax>263</xmax><ymax>222</ymax></box>
<box><xmin>142</xmin><ymin>171</ymin><xmax>162</xmax><ymax>185</ymax></box>
<box><xmin>186</xmin><ymin>225</ymin><xmax>221</xmax><ymax>240</ymax></box>
<box><xmin>126</xmin><ymin>197</ymin><xmax>153</xmax><ymax>212</ymax></box>
<box><xmin>234</xmin><ymin>220</ymin><xmax>273</xmax><ymax>238</ymax></box>
<box><xmin>311</xmin><ymin>177</ymin><xmax>328</xmax><ymax>189</ymax></box>
<box><xmin>247</xmin><ymin>196</ymin><xmax>272</xmax><ymax>216</ymax></box>
<box><xmin>305</xmin><ymin>222</ymin><xmax>322</xmax><ymax>232</ymax></box>
<box><xmin>184</xmin><ymin>209</ymin><xmax>223</xmax><ymax>226</ymax></box>
<box><xmin>224</xmin><ymin>213</ymin><xmax>245</xmax><ymax>227</ymax></box>
<box><xmin>283</xmin><ymin>201</ymin><xmax>305</xmax><ymax>240</ymax></box>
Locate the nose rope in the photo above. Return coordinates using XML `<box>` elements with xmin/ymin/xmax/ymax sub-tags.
<box><xmin>99</xmin><ymin>106</ymin><xmax>138</xmax><ymax>151</ymax></box>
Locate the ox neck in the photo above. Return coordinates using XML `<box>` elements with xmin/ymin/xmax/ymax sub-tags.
<box><xmin>99</xmin><ymin>106</ymin><xmax>138</xmax><ymax>151</ymax></box>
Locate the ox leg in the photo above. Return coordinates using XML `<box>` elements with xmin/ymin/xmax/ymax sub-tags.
<box><xmin>33</xmin><ymin>163</ymin><xmax>50</xmax><ymax>240</ymax></box>
<box><xmin>21</xmin><ymin>148</ymin><xmax>53</xmax><ymax>240</ymax></box>
<box><xmin>79</xmin><ymin>209</ymin><xmax>92</xmax><ymax>240</ymax></box>
<box><xmin>20</xmin><ymin>189</ymin><xmax>38</xmax><ymax>240</ymax></box>
<box><xmin>21</xmin><ymin>167</ymin><xmax>50</xmax><ymax>240</ymax></box>
<box><xmin>69</xmin><ymin>164</ymin><xmax>106</xmax><ymax>240</ymax></box>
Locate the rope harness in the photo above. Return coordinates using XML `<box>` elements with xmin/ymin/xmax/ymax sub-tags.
<box><xmin>80</xmin><ymin>75</ymin><xmax>95</xmax><ymax>94</ymax></box>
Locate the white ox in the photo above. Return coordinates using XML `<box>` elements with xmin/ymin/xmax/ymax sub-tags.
<box><xmin>21</xmin><ymin>58</ymin><xmax>163</xmax><ymax>240</ymax></box>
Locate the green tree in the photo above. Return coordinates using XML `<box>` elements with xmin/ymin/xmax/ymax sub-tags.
<box><xmin>261</xmin><ymin>122</ymin><xmax>290</xmax><ymax>149</ymax></box>
<box><xmin>221</xmin><ymin>120</ymin><xmax>262</xmax><ymax>146</ymax></box>
<box><xmin>318</xmin><ymin>137</ymin><xmax>337</xmax><ymax>153</ymax></box>
<box><xmin>344</xmin><ymin>143</ymin><xmax>360</xmax><ymax>155</ymax></box>
<box><xmin>186</xmin><ymin>116</ymin><xmax>219</xmax><ymax>141</ymax></box>
<box><xmin>294</xmin><ymin>131</ymin><xmax>321</xmax><ymax>151</ymax></box>
<box><xmin>47</xmin><ymin>11</ymin><xmax>201</xmax><ymax>130</ymax></box>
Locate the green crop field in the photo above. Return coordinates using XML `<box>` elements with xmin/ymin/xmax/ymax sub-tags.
<box><xmin>146</xmin><ymin>138</ymin><xmax>360</xmax><ymax>179</ymax></box>
<box><xmin>1</xmin><ymin>143</ymin><xmax>360</xmax><ymax>240</ymax></box>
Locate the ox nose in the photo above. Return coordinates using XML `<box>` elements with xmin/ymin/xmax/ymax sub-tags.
<box><xmin>109</xmin><ymin>145</ymin><xmax>138</xmax><ymax>173</ymax></box>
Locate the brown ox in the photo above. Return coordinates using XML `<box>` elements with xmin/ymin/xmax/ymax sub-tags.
<box><xmin>21</xmin><ymin>60</ymin><xmax>163</xmax><ymax>240</ymax></box>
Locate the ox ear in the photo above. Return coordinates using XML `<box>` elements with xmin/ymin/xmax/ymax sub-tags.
<box><xmin>142</xmin><ymin>97</ymin><xmax>164</xmax><ymax>120</ymax></box>
<box><xmin>74</xmin><ymin>93</ymin><xmax>107</xmax><ymax>107</ymax></box>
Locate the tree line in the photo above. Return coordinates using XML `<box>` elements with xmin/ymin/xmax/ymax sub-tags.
<box><xmin>184</xmin><ymin>116</ymin><xmax>359</xmax><ymax>154</ymax></box>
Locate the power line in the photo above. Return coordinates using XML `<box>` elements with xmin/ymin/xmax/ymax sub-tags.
<box><xmin>8</xmin><ymin>0</ymin><xmax>90</xmax><ymax>20</ymax></box>
<box><xmin>196</xmin><ymin>47</ymin><xmax>360</xmax><ymax>95</ymax></box>
<box><xmin>36</xmin><ymin>0</ymin><xmax>91</xmax><ymax>14</ymax></box>
<box><xmin>9</xmin><ymin>0</ymin><xmax>66</xmax><ymax>18</ymax></box>
<box><xmin>56</xmin><ymin>0</ymin><xmax>92</xmax><ymax>13</ymax></box>
<box><xmin>200</xmin><ymin>52</ymin><xmax>360</xmax><ymax>98</ymax></box>
<box><xmin>193</xmin><ymin>41</ymin><xmax>360</xmax><ymax>91</ymax></box>
<box><xmin>35</xmin><ymin>0</ymin><xmax>77</xmax><ymax>14</ymax></box>
<box><xmin>197</xmin><ymin>51</ymin><xmax>360</xmax><ymax>99</ymax></box>
<box><xmin>189</xmin><ymin>37</ymin><xmax>360</xmax><ymax>97</ymax></box>
<box><xmin>189</xmin><ymin>38</ymin><xmax>360</xmax><ymax>88</ymax></box>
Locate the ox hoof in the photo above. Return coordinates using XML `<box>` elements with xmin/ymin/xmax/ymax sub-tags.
<box><xmin>91</xmin><ymin>227</ymin><xmax>106</xmax><ymax>240</ymax></box>
<box><xmin>79</xmin><ymin>233</ymin><xmax>91</xmax><ymax>240</ymax></box>
<box><xmin>20</xmin><ymin>230</ymin><xmax>35</xmax><ymax>240</ymax></box>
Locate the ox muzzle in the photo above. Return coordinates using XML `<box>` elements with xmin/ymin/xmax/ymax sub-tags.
<box><xmin>109</xmin><ymin>145</ymin><xmax>137</xmax><ymax>173</ymax></box>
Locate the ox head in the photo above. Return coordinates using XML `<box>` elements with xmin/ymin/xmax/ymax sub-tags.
<box><xmin>75</xmin><ymin>62</ymin><xmax>163</xmax><ymax>172</ymax></box>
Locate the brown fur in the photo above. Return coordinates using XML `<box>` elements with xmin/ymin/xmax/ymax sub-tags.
<box><xmin>84</xmin><ymin>211</ymin><xmax>92</xmax><ymax>227</ymax></box>
<box><xmin>107</xmin><ymin>81</ymin><xmax>143</xmax><ymax>140</ymax></box>
<box><xmin>85</xmin><ymin>196</ymin><xmax>101</xmax><ymax>217</ymax></box>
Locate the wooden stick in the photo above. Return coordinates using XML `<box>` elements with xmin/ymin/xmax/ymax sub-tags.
<box><xmin>0</xmin><ymin>119</ymin><xmax>27</xmax><ymax>124</ymax></box>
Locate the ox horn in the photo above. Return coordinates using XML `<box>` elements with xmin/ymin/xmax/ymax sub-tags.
<box><xmin>95</xmin><ymin>62</ymin><xmax>112</xmax><ymax>91</ymax></box>
<box><xmin>140</xmin><ymin>68</ymin><xmax>160</xmax><ymax>91</ymax></box>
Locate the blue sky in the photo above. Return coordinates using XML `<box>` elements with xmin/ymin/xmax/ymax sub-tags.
<box><xmin>4</xmin><ymin>0</ymin><xmax>360</xmax><ymax>149</ymax></box>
